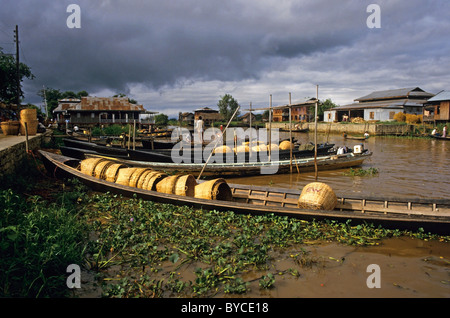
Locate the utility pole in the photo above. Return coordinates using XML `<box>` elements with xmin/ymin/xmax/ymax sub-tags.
<box><xmin>14</xmin><ymin>25</ymin><xmax>20</xmax><ymax>110</ymax></box>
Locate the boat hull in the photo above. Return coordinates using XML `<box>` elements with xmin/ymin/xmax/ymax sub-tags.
<box><xmin>38</xmin><ymin>150</ymin><xmax>450</xmax><ymax>234</ymax></box>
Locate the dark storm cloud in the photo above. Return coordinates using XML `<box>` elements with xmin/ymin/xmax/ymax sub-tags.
<box><xmin>1</xmin><ymin>0</ymin><xmax>450</xmax><ymax>112</ymax></box>
<box><xmin>1</xmin><ymin>1</ymin><xmax>367</xmax><ymax>96</ymax></box>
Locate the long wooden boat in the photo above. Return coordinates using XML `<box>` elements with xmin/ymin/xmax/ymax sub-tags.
<box><xmin>83</xmin><ymin>150</ymin><xmax>372</xmax><ymax>177</ymax></box>
<box><xmin>430</xmin><ymin>134</ymin><xmax>450</xmax><ymax>140</ymax></box>
<box><xmin>62</xmin><ymin>137</ymin><xmax>338</xmax><ymax>164</ymax></box>
<box><xmin>38</xmin><ymin>150</ymin><xmax>450</xmax><ymax>234</ymax></box>
<box><xmin>344</xmin><ymin>134</ymin><xmax>368</xmax><ymax>141</ymax></box>
<box><xmin>128</xmin><ymin>142</ymin><xmax>336</xmax><ymax>163</ymax></box>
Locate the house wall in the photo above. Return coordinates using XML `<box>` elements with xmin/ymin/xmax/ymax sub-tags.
<box><xmin>363</xmin><ymin>109</ymin><xmax>398</xmax><ymax>122</ymax></box>
<box><xmin>323</xmin><ymin>110</ymin><xmax>336</xmax><ymax>122</ymax></box>
<box><xmin>435</xmin><ymin>101</ymin><xmax>450</xmax><ymax>121</ymax></box>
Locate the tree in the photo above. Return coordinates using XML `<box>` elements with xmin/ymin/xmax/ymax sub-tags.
<box><xmin>37</xmin><ymin>88</ymin><xmax>89</xmax><ymax>118</ymax></box>
<box><xmin>309</xmin><ymin>98</ymin><xmax>339</xmax><ymax>120</ymax></box>
<box><xmin>0</xmin><ymin>49</ymin><xmax>34</xmax><ymax>104</ymax></box>
<box><xmin>154</xmin><ymin>113</ymin><xmax>169</xmax><ymax>126</ymax></box>
<box><xmin>217</xmin><ymin>94</ymin><xmax>240</xmax><ymax>121</ymax></box>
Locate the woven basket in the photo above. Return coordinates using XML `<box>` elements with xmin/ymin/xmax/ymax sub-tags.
<box><xmin>93</xmin><ymin>160</ymin><xmax>114</xmax><ymax>179</ymax></box>
<box><xmin>1</xmin><ymin>121</ymin><xmax>20</xmax><ymax>136</ymax></box>
<box><xmin>194</xmin><ymin>178</ymin><xmax>232</xmax><ymax>201</ymax></box>
<box><xmin>234</xmin><ymin>145</ymin><xmax>249</xmax><ymax>153</ymax></box>
<box><xmin>252</xmin><ymin>144</ymin><xmax>267</xmax><ymax>152</ymax></box>
<box><xmin>19</xmin><ymin>120</ymin><xmax>38</xmax><ymax>136</ymax></box>
<box><xmin>136</xmin><ymin>169</ymin><xmax>154</xmax><ymax>189</ymax></box>
<box><xmin>104</xmin><ymin>163</ymin><xmax>127</xmax><ymax>182</ymax></box>
<box><xmin>156</xmin><ymin>175</ymin><xmax>180</xmax><ymax>194</ymax></box>
<box><xmin>143</xmin><ymin>171</ymin><xmax>167</xmax><ymax>191</ymax></box>
<box><xmin>213</xmin><ymin>145</ymin><xmax>233</xmax><ymax>154</ymax></box>
<box><xmin>279</xmin><ymin>140</ymin><xmax>293</xmax><ymax>150</ymax></box>
<box><xmin>174</xmin><ymin>174</ymin><xmax>197</xmax><ymax>196</ymax></box>
<box><xmin>129</xmin><ymin>168</ymin><xmax>152</xmax><ymax>188</ymax></box>
<box><xmin>20</xmin><ymin>108</ymin><xmax>37</xmax><ymax>121</ymax></box>
<box><xmin>298</xmin><ymin>182</ymin><xmax>337</xmax><ymax>210</ymax></box>
<box><xmin>268</xmin><ymin>143</ymin><xmax>279</xmax><ymax>151</ymax></box>
<box><xmin>115</xmin><ymin>168</ymin><xmax>138</xmax><ymax>186</ymax></box>
<box><xmin>80</xmin><ymin>158</ymin><xmax>108</xmax><ymax>176</ymax></box>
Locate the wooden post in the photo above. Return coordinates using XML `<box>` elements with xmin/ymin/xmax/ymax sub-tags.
<box><xmin>314</xmin><ymin>85</ymin><xmax>319</xmax><ymax>181</ymax></box>
<box><xmin>128</xmin><ymin>125</ymin><xmax>131</xmax><ymax>150</ymax></box>
<box><xmin>25</xmin><ymin>122</ymin><xmax>29</xmax><ymax>153</ymax></box>
<box><xmin>133</xmin><ymin>120</ymin><xmax>136</xmax><ymax>150</ymax></box>
<box><xmin>289</xmin><ymin>92</ymin><xmax>292</xmax><ymax>174</ymax></box>
<box><xmin>269</xmin><ymin>94</ymin><xmax>272</xmax><ymax>161</ymax></box>
<box><xmin>249</xmin><ymin>102</ymin><xmax>253</xmax><ymax>159</ymax></box>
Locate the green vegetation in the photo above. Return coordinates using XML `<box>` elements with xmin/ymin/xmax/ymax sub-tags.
<box><xmin>344</xmin><ymin>167</ymin><xmax>379</xmax><ymax>176</ymax></box>
<box><xmin>218</xmin><ymin>94</ymin><xmax>240</xmax><ymax>122</ymax></box>
<box><xmin>0</xmin><ymin>48</ymin><xmax>34</xmax><ymax>104</ymax></box>
<box><xmin>91</xmin><ymin>124</ymin><xmax>131</xmax><ymax>136</ymax></box>
<box><xmin>1</xmin><ymin>157</ymin><xmax>448</xmax><ymax>298</ymax></box>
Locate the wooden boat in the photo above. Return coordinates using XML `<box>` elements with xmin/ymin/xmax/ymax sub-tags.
<box><xmin>83</xmin><ymin>150</ymin><xmax>372</xmax><ymax>177</ymax></box>
<box><xmin>38</xmin><ymin>150</ymin><xmax>450</xmax><ymax>234</ymax></box>
<box><xmin>343</xmin><ymin>134</ymin><xmax>368</xmax><ymax>141</ymax></box>
<box><xmin>430</xmin><ymin>134</ymin><xmax>450</xmax><ymax>140</ymax></box>
<box><xmin>128</xmin><ymin>142</ymin><xmax>336</xmax><ymax>163</ymax></box>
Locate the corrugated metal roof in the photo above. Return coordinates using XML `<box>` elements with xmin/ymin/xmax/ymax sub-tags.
<box><xmin>427</xmin><ymin>90</ymin><xmax>450</xmax><ymax>102</ymax></box>
<box><xmin>54</xmin><ymin>96</ymin><xmax>145</xmax><ymax>113</ymax></box>
<box><xmin>355</xmin><ymin>87</ymin><xmax>433</xmax><ymax>102</ymax></box>
<box><xmin>330</xmin><ymin>98</ymin><xmax>427</xmax><ymax>111</ymax></box>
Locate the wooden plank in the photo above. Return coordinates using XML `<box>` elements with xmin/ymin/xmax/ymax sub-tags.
<box><xmin>336</xmin><ymin>201</ymin><xmax>450</xmax><ymax>217</ymax></box>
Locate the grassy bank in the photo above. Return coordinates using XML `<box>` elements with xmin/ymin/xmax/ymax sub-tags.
<box><xmin>1</xmin><ymin>154</ymin><xmax>449</xmax><ymax>298</ymax></box>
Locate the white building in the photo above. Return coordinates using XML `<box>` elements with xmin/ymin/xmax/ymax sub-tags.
<box><xmin>324</xmin><ymin>87</ymin><xmax>434</xmax><ymax>122</ymax></box>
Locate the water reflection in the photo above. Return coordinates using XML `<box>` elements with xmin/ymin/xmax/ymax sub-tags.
<box><xmin>228</xmin><ymin>132</ymin><xmax>449</xmax><ymax>200</ymax></box>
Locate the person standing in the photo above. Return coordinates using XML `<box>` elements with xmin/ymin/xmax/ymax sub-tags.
<box><xmin>443</xmin><ymin>125</ymin><xmax>447</xmax><ymax>138</ymax></box>
<box><xmin>195</xmin><ymin>116</ymin><xmax>203</xmax><ymax>143</ymax></box>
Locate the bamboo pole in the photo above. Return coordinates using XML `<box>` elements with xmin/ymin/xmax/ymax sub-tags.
<box><xmin>128</xmin><ymin>125</ymin><xmax>131</xmax><ymax>150</ymax></box>
<box><xmin>133</xmin><ymin>120</ymin><xmax>136</xmax><ymax>150</ymax></box>
<box><xmin>25</xmin><ymin>122</ymin><xmax>29</xmax><ymax>153</ymax></box>
<box><xmin>249</xmin><ymin>102</ymin><xmax>253</xmax><ymax>159</ymax></box>
<box><xmin>269</xmin><ymin>94</ymin><xmax>272</xmax><ymax>161</ymax></box>
<box><xmin>314</xmin><ymin>85</ymin><xmax>319</xmax><ymax>181</ymax></box>
<box><xmin>289</xmin><ymin>92</ymin><xmax>292</xmax><ymax>174</ymax></box>
<box><xmin>197</xmin><ymin>106</ymin><xmax>241</xmax><ymax>181</ymax></box>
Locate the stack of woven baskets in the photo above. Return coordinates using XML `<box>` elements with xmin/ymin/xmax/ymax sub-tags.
<box><xmin>78</xmin><ymin>158</ymin><xmax>232</xmax><ymax>201</ymax></box>
<box><xmin>19</xmin><ymin>108</ymin><xmax>38</xmax><ymax>136</ymax></box>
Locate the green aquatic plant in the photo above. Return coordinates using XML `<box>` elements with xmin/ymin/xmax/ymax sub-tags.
<box><xmin>344</xmin><ymin>167</ymin><xmax>379</xmax><ymax>176</ymax></box>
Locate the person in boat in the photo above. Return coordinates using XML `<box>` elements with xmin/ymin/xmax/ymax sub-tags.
<box><xmin>431</xmin><ymin>127</ymin><xmax>440</xmax><ymax>136</ymax></box>
<box><xmin>364</xmin><ymin>131</ymin><xmax>370</xmax><ymax>139</ymax></box>
<box><xmin>343</xmin><ymin>132</ymin><xmax>347</xmax><ymax>138</ymax></box>
<box><xmin>444</xmin><ymin>125</ymin><xmax>448</xmax><ymax>138</ymax></box>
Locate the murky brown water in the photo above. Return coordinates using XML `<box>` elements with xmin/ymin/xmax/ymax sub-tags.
<box><xmin>228</xmin><ymin>132</ymin><xmax>450</xmax><ymax>200</ymax></box>
<box><xmin>74</xmin><ymin>133</ymin><xmax>450</xmax><ymax>299</ymax></box>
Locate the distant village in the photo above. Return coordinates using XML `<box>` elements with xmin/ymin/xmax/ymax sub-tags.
<box><xmin>2</xmin><ymin>86</ymin><xmax>449</xmax><ymax>132</ymax></box>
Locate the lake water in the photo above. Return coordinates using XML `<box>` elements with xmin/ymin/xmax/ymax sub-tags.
<box><xmin>228</xmin><ymin>132</ymin><xmax>450</xmax><ymax>201</ymax></box>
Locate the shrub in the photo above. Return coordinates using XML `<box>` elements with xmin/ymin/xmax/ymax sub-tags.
<box><xmin>405</xmin><ymin>114</ymin><xmax>421</xmax><ymax>124</ymax></box>
<box><xmin>393</xmin><ymin>112</ymin><xmax>406</xmax><ymax>122</ymax></box>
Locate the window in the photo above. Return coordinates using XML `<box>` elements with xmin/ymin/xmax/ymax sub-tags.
<box><xmin>328</xmin><ymin>113</ymin><xmax>332</xmax><ymax>120</ymax></box>
<box><xmin>77</xmin><ymin>112</ymin><xmax>81</xmax><ymax>118</ymax></box>
<box><xmin>369</xmin><ymin>112</ymin><xmax>375</xmax><ymax>119</ymax></box>
<box><xmin>389</xmin><ymin>111</ymin><xmax>395</xmax><ymax>119</ymax></box>
<box><xmin>91</xmin><ymin>113</ymin><xmax>95</xmax><ymax>118</ymax></box>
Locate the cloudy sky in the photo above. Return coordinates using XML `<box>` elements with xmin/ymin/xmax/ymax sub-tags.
<box><xmin>1</xmin><ymin>0</ymin><xmax>449</xmax><ymax>117</ymax></box>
